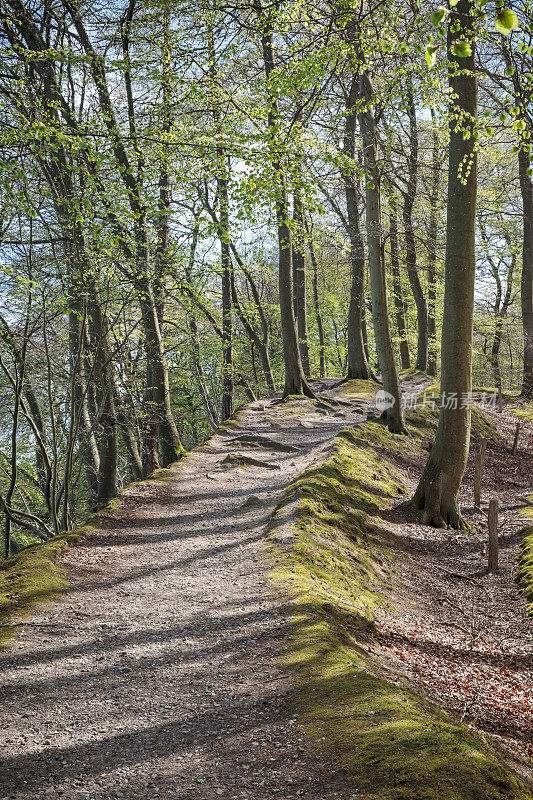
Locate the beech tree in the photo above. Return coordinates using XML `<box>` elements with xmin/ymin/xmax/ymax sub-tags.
<box><xmin>414</xmin><ymin>0</ymin><xmax>479</xmax><ymax>527</ymax></box>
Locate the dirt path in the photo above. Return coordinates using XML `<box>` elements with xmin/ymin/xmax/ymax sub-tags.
<box><xmin>0</xmin><ymin>381</ymin><xmax>407</xmax><ymax>800</ymax></box>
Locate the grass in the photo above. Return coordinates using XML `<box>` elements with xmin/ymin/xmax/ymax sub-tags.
<box><xmin>268</xmin><ymin>405</ymin><xmax>530</xmax><ymax>800</ymax></box>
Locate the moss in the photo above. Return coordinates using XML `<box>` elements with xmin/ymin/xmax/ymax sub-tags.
<box><xmin>518</xmin><ymin>529</ymin><xmax>533</xmax><ymax>615</ymax></box>
<box><xmin>509</xmin><ymin>406</ymin><xmax>533</xmax><ymax>423</ymax></box>
<box><xmin>146</xmin><ymin>467</ymin><xmax>176</xmax><ymax>483</ymax></box>
<box><xmin>518</xmin><ymin>494</ymin><xmax>533</xmax><ymax>615</ymax></box>
<box><xmin>471</xmin><ymin>406</ymin><xmax>501</xmax><ymax>441</ymax></box>
<box><xmin>338</xmin><ymin>378</ymin><xmax>381</xmax><ymax>401</ymax></box>
<box><xmin>0</xmin><ymin>532</ymin><xmax>80</xmax><ymax>645</ymax></box>
<box><xmin>268</xmin><ymin>407</ymin><xmax>531</xmax><ymax>800</ymax></box>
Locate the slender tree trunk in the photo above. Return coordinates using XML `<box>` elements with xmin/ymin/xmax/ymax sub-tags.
<box><xmin>389</xmin><ymin>197</ymin><xmax>411</xmax><ymax>370</ymax></box>
<box><xmin>113</xmin><ymin>390</ymin><xmax>143</xmax><ymax>482</ymax></box>
<box><xmin>344</xmin><ymin>81</ymin><xmax>371</xmax><ymax>380</ymax></box>
<box><xmin>230</xmin><ymin>277</ymin><xmax>275</xmax><ymax>393</ymax></box>
<box><xmin>139</xmin><ymin>277</ymin><xmax>184</xmax><ymax>469</ymax></box>
<box><xmin>427</xmin><ymin>107</ymin><xmax>440</xmax><ymax>377</ymax></box>
<box><xmin>255</xmin><ymin>1</ymin><xmax>312</xmax><ymax>397</ymax></box>
<box><xmin>154</xmin><ymin>5</ymin><xmax>171</xmax><ymax>329</ymax></box>
<box><xmin>413</xmin><ymin>0</ymin><xmax>477</xmax><ymax>527</ymax></box>
<box><xmin>491</xmin><ymin>319</ymin><xmax>504</xmax><ymax>388</ymax></box>
<box><xmin>519</xmin><ymin>148</ymin><xmax>533</xmax><ymax>398</ymax></box>
<box><xmin>218</xmin><ymin>169</ymin><xmax>234</xmax><ymax>420</ymax></box>
<box><xmin>87</xmin><ymin>291</ymin><xmax>118</xmax><ymax>506</ymax></box>
<box><xmin>185</xmin><ymin>220</ymin><xmax>220</xmax><ymax>429</ymax></box>
<box><xmin>188</xmin><ymin>312</ymin><xmax>220</xmax><ymax>429</ymax></box>
<box><xmin>402</xmin><ymin>82</ymin><xmax>428</xmax><ymax>371</ymax></box>
<box><xmin>305</xmin><ymin>218</ymin><xmax>326</xmax><ymax>378</ymax></box>
<box><xmin>208</xmin><ymin>25</ymin><xmax>234</xmax><ymax>419</ymax></box>
<box><xmin>292</xmin><ymin>194</ymin><xmax>311</xmax><ymax>378</ymax></box>
<box><xmin>358</xmin><ymin>72</ymin><xmax>406</xmax><ymax>433</ymax></box>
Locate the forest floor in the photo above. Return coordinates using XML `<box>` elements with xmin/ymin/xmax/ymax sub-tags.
<box><xmin>373</xmin><ymin>402</ymin><xmax>533</xmax><ymax>779</ymax></box>
<box><xmin>0</xmin><ymin>376</ymin><xmax>531</xmax><ymax>800</ymax></box>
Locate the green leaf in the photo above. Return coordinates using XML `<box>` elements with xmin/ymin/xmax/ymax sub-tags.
<box><xmin>452</xmin><ymin>40</ymin><xmax>472</xmax><ymax>57</ymax></box>
<box><xmin>425</xmin><ymin>44</ymin><xmax>439</xmax><ymax>69</ymax></box>
<box><xmin>495</xmin><ymin>9</ymin><xmax>519</xmax><ymax>35</ymax></box>
<box><xmin>431</xmin><ymin>7</ymin><xmax>447</xmax><ymax>25</ymax></box>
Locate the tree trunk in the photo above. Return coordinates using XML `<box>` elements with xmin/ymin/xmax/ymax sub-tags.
<box><xmin>389</xmin><ymin>197</ymin><xmax>411</xmax><ymax>370</ymax></box>
<box><xmin>87</xmin><ymin>292</ymin><xmax>118</xmax><ymax>507</ymax></box>
<box><xmin>219</xmin><ymin>169</ymin><xmax>234</xmax><ymax>420</ymax></box>
<box><xmin>230</xmin><ymin>277</ymin><xmax>276</xmax><ymax>393</ymax></box>
<box><xmin>358</xmin><ymin>72</ymin><xmax>406</xmax><ymax>433</ymax></box>
<box><xmin>208</xmin><ymin>25</ymin><xmax>234</xmax><ymax>419</ymax></box>
<box><xmin>344</xmin><ymin>80</ymin><xmax>371</xmax><ymax>380</ymax></box>
<box><xmin>292</xmin><ymin>194</ymin><xmax>311</xmax><ymax>378</ymax></box>
<box><xmin>305</xmin><ymin>218</ymin><xmax>326</xmax><ymax>378</ymax></box>
<box><xmin>519</xmin><ymin>148</ymin><xmax>533</xmax><ymax>398</ymax></box>
<box><xmin>139</xmin><ymin>278</ymin><xmax>184</xmax><ymax>468</ymax></box>
<box><xmin>427</xmin><ymin>107</ymin><xmax>440</xmax><ymax>377</ymax></box>
<box><xmin>413</xmin><ymin>0</ymin><xmax>477</xmax><ymax>527</ymax></box>
<box><xmin>255</xmin><ymin>1</ymin><xmax>312</xmax><ymax>397</ymax></box>
<box><xmin>402</xmin><ymin>83</ymin><xmax>428</xmax><ymax>372</ymax></box>
<box><xmin>154</xmin><ymin>5</ymin><xmax>171</xmax><ymax>329</ymax></box>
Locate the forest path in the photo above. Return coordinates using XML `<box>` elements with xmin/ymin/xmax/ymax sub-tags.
<box><xmin>0</xmin><ymin>376</ymin><xmax>427</xmax><ymax>800</ymax></box>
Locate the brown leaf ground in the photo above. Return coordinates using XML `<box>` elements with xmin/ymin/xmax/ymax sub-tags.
<box><xmin>374</xmin><ymin>400</ymin><xmax>533</xmax><ymax>781</ymax></box>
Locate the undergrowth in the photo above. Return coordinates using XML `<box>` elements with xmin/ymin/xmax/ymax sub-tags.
<box><xmin>268</xmin><ymin>404</ymin><xmax>530</xmax><ymax>800</ymax></box>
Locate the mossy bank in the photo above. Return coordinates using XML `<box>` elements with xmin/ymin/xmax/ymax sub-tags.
<box><xmin>268</xmin><ymin>404</ymin><xmax>530</xmax><ymax>800</ymax></box>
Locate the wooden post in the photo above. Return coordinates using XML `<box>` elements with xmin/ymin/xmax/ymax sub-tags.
<box><xmin>512</xmin><ymin>422</ymin><xmax>520</xmax><ymax>454</ymax></box>
<box><xmin>488</xmin><ymin>498</ymin><xmax>499</xmax><ymax>572</ymax></box>
<box><xmin>473</xmin><ymin>437</ymin><xmax>487</xmax><ymax>509</ymax></box>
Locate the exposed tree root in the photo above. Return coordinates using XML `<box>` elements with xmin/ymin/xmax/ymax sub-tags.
<box><xmin>412</xmin><ymin>471</ymin><xmax>469</xmax><ymax>530</ymax></box>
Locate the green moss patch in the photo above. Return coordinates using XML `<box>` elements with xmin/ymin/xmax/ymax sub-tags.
<box><xmin>337</xmin><ymin>378</ymin><xmax>381</xmax><ymax>401</ymax></box>
<box><xmin>518</xmin><ymin>494</ymin><xmax>533</xmax><ymax>615</ymax></box>
<box><xmin>268</xmin><ymin>410</ymin><xmax>531</xmax><ymax>800</ymax></box>
<box><xmin>0</xmin><ymin>530</ymin><xmax>82</xmax><ymax>644</ymax></box>
<box><xmin>510</xmin><ymin>407</ymin><xmax>533</xmax><ymax>423</ymax></box>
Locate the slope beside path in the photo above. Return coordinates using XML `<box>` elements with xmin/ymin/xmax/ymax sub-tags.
<box><xmin>1</xmin><ymin>379</ymin><xmax>429</xmax><ymax>800</ymax></box>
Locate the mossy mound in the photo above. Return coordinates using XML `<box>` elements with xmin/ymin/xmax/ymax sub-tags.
<box><xmin>268</xmin><ymin>408</ymin><xmax>531</xmax><ymax>800</ymax></box>
<box><xmin>0</xmin><ymin>530</ymin><xmax>81</xmax><ymax>644</ymax></box>
<box><xmin>337</xmin><ymin>378</ymin><xmax>381</xmax><ymax>401</ymax></box>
